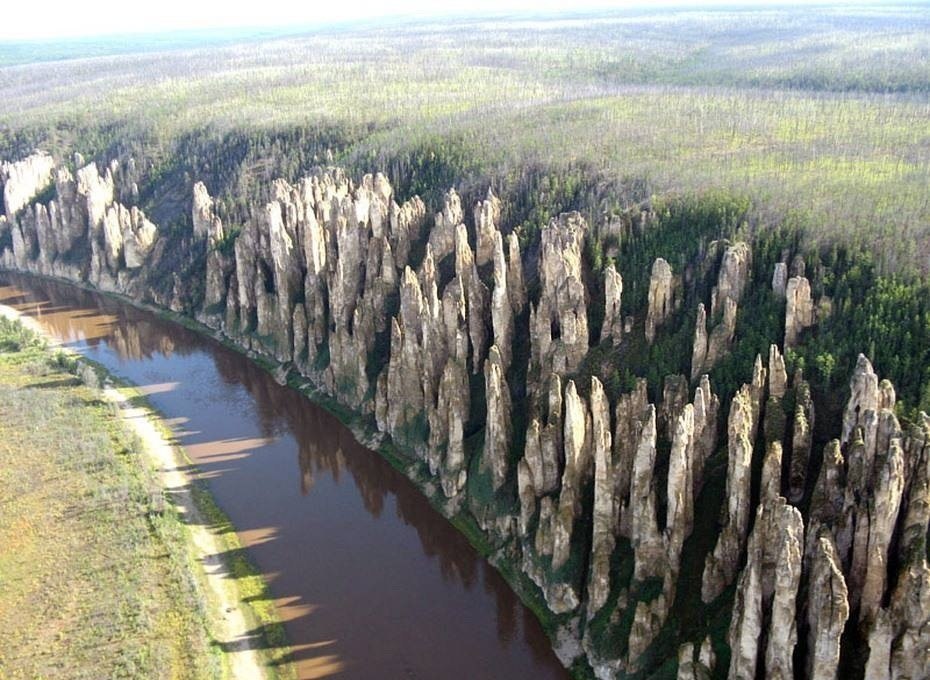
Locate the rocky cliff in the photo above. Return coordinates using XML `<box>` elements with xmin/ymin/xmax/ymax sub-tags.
<box><xmin>2</xmin><ymin>152</ymin><xmax>927</xmax><ymax>680</ymax></box>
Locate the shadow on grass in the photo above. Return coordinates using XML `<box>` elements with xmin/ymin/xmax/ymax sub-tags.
<box><xmin>24</xmin><ymin>377</ymin><xmax>81</xmax><ymax>390</ymax></box>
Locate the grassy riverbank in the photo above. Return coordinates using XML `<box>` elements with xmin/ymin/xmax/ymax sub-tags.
<box><xmin>0</xmin><ymin>315</ymin><xmax>291</xmax><ymax>679</ymax></box>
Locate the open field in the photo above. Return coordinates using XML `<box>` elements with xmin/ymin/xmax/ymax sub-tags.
<box><xmin>0</xmin><ymin>315</ymin><xmax>290</xmax><ymax>679</ymax></box>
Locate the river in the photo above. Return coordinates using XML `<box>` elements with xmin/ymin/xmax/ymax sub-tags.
<box><xmin>0</xmin><ymin>273</ymin><xmax>568</xmax><ymax>680</ymax></box>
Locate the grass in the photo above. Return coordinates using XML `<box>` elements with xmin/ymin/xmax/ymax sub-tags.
<box><xmin>0</xmin><ymin>325</ymin><xmax>219</xmax><ymax>678</ymax></box>
<box><xmin>0</xmin><ymin>315</ymin><xmax>292</xmax><ymax>679</ymax></box>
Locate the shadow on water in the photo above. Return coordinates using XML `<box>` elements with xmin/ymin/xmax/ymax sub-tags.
<box><xmin>0</xmin><ymin>273</ymin><xmax>569</xmax><ymax>680</ymax></box>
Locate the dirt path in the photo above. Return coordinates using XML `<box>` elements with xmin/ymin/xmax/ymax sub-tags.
<box><xmin>0</xmin><ymin>303</ymin><xmax>267</xmax><ymax>680</ymax></box>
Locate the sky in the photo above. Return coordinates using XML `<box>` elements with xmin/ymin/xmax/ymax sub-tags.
<box><xmin>0</xmin><ymin>0</ymin><xmax>822</xmax><ymax>41</ymax></box>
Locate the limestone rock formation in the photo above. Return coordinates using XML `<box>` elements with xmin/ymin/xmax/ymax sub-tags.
<box><xmin>807</xmin><ymin>535</ymin><xmax>850</xmax><ymax>680</ymax></box>
<box><xmin>677</xmin><ymin>639</ymin><xmax>715</xmax><ymax>680</ymax></box>
<box><xmin>614</xmin><ymin>379</ymin><xmax>650</xmax><ymax>536</ymax></box>
<box><xmin>101</xmin><ymin>204</ymin><xmax>157</xmax><ymax>270</ymax></box>
<box><xmin>859</xmin><ymin>435</ymin><xmax>905</xmax><ymax>623</ymax></box>
<box><xmin>728</xmin><ymin>495</ymin><xmax>803</xmax><ymax>680</ymax></box>
<box><xmin>784</xmin><ymin>275</ymin><xmax>813</xmax><ymax>348</ymax></box>
<box><xmin>0</xmin><ymin>154</ymin><xmax>164</xmax><ymax>288</ymax></box>
<box><xmin>691</xmin><ymin>298</ymin><xmax>737</xmax><ymax>379</ymax></box>
<box><xmin>1</xmin><ymin>151</ymin><xmax>55</xmax><ymax>217</ymax></box>
<box><xmin>788</xmin><ymin>378</ymin><xmax>814</xmax><ymax>503</ymax></box>
<box><xmin>381</xmin><ymin>280</ymin><xmax>423</xmax><ymax>432</ymax></box>
<box><xmin>77</xmin><ymin>162</ymin><xmax>115</xmax><ymax>232</ymax></box>
<box><xmin>691</xmin><ymin>304</ymin><xmax>708</xmax><ymax>382</ymax></box>
<box><xmin>192</xmin><ymin>181</ymin><xmax>220</xmax><ymax>240</ymax></box>
<box><xmin>484</xmin><ymin>345</ymin><xmax>513</xmax><ymax>491</ymax></box>
<box><xmin>645</xmin><ymin>257</ymin><xmax>673</xmax><ymax>344</ymax></box>
<box><xmin>711</xmin><ymin>241</ymin><xmax>751</xmax><ymax>317</ymax></box>
<box><xmin>841</xmin><ymin>353</ymin><xmax>880</xmax><ymax>446</ymax></box>
<box><xmin>506</xmin><ymin>232</ymin><xmax>526</xmax><ymax>314</ymax></box>
<box><xmin>193</xmin><ymin>183</ymin><xmax>232</xmax><ymax>313</ymax></box>
<box><xmin>587</xmin><ymin>377</ymin><xmax>615</xmax><ymax>616</ymax></box>
<box><xmin>631</xmin><ymin>405</ymin><xmax>665</xmax><ymax>580</ymax></box>
<box><xmin>532</xmin><ymin>212</ymin><xmax>589</xmax><ymax>386</ymax></box>
<box><xmin>522</xmin><ymin>373</ymin><xmax>564</xmax><ymax>500</ymax></box>
<box><xmin>772</xmin><ymin>261</ymin><xmax>788</xmax><ymax>298</ymax></box>
<box><xmin>600</xmin><ymin>262</ymin><xmax>624</xmax><ymax>345</ymax></box>
<box><xmin>768</xmin><ymin>344</ymin><xmax>787</xmax><ymax>399</ymax></box>
<box><xmin>433</xmin><ymin>357</ymin><xmax>470</xmax><ymax>498</ymax></box>
<box><xmin>389</xmin><ymin>194</ymin><xmax>427</xmax><ymax>269</ymax></box>
<box><xmin>763</xmin><ymin>503</ymin><xmax>804</xmax><ymax>680</ymax></box>
<box><xmin>691</xmin><ymin>375</ymin><xmax>720</xmax><ymax>493</ymax></box>
<box><xmin>665</xmin><ymin>404</ymin><xmax>695</xmax><ymax>575</ymax></box>
<box><xmin>552</xmin><ymin>379</ymin><xmax>591</xmax><ymax>571</ymax></box>
<box><xmin>6</xmin><ymin>156</ymin><xmax>930</xmax><ymax>680</ymax></box>
<box><xmin>474</xmin><ymin>188</ymin><xmax>502</xmax><ymax>266</ymax></box>
<box><xmin>490</xmin><ymin>231</ymin><xmax>514</xmax><ymax>369</ymax></box>
<box><xmin>428</xmin><ymin>188</ymin><xmax>462</xmax><ymax>263</ymax></box>
<box><xmin>702</xmin><ymin>386</ymin><xmax>757</xmax><ymax>602</ymax></box>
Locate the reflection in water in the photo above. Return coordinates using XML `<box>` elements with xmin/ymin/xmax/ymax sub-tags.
<box><xmin>0</xmin><ymin>274</ymin><xmax>568</xmax><ymax>680</ymax></box>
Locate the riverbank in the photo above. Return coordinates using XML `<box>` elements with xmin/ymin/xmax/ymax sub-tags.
<box><xmin>0</xmin><ymin>305</ymin><xmax>293</xmax><ymax>680</ymax></box>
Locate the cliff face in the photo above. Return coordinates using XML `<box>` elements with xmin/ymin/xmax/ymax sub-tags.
<box><xmin>2</xmin><ymin>153</ymin><xmax>927</xmax><ymax>680</ymax></box>
<box><xmin>1</xmin><ymin>151</ymin><xmax>55</xmax><ymax>218</ymax></box>
<box><xmin>1</xmin><ymin>158</ymin><xmax>161</xmax><ymax>299</ymax></box>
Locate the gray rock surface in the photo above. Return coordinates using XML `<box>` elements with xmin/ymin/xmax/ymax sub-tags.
<box><xmin>645</xmin><ymin>257</ymin><xmax>674</xmax><ymax>344</ymax></box>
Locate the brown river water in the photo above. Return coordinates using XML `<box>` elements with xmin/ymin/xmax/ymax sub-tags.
<box><xmin>0</xmin><ymin>273</ymin><xmax>569</xmax><ymax>680</ymax></box>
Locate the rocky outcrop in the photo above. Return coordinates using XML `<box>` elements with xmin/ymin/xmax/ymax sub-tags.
<box><xmin>690</xmin><ymin>298</ymin><xmax>737</xmax><ymax>380</ymax></box>
<box><xmin>484</xmin><ymin>345</ymin><xmax>513</xmax><ymax>491</ymax></box>
<box><xmin>101</xmin><ymin>203</ymin><xmax>157</xmax><ymax>270</ymax></box>
<box><xmin>532</xmin><ymin>212</ymin><xmax>589</xmax><ymax>388</ymax></box>
<box><xmin>600</xmin><ymin>262</ymin><xmax>624</xmax><ymax>345</ymax></box>
<box><xmin>0</xmin><ymin>157</ymin><xmax>161</xmax><ymax>288</ymax></box>
<box><xmin>666</xmin><ymin>404</ymin><xmax>696</xmax><ymax>576</ymax></box>
<box><xmin>784</xmin><ymin>275</ymin><xmax>813</xmax><ymax>348</ymax></box>
<box><xmin>614</xmin><ymin>379</ymin><xmax>650</xmax><ymax>537</ymax></box>
<box><xmin>506</xmin><ymin>232</ymin><xmax>526</xmax><ymax>314</ymax></box>
<box><xmin>678</xmin><ymin>637</ymin><xmax>716</xmax><ymax>680</ymax></box>
<box><xmin>5</xmin><ymin>154</ymin><xmax>930</xmax><ymax>680</ymax></box>
<box><xmin>772</xmin><ymin>261</ymin><xmax>788</xmax><ymax>298</ymax></box>
<box><xmin>728</xmin><ymin>498</ymin><xmax>804</xmax><ymax>680</ymax></box>
<box><xmin>432</xmin><ymin>357</ymin><xmax>470</xmax><ymax>498</ymax></box>
<box><xmin>768</xmin><ymin>344</ymin><xmax>787</xmax><ymax>398</ymax></box>
<box><xmin>192</xmin><ymin>181</ymin><xmax>220</xmax><ymax>241</ymax></box>
<box><xmin>702</xmin><ymin>384</ymin><xmax>758</xmax><ymax>603</ymax></box>
<box><xmin>630</xmin><ymin>405</ymin><xmax>665</xmax><ymax>580</ymax></box>
<box><xmin>691</xmin><ymin>242</ymin><xmax>751</xmax><ymax>378</ymax></box>
<box><xmin>587</xmin><ymin>377</ymin><xmax>615</xmax><ymax>616</ymax></box>
<box><xmin>691</xmin><ymin>304</ymin><xmax>709</xmax><ymax>382</ymax></box>
<box><xmin>552</xmin><ymin>379</ymin><xmax>591</xmax><ymax>571</ymax></box>
<box><xmin>1</xmin><ymin>151</ymin><xmax>55</xmax><ymax>217</ymax></box>
<box><xmin>788</xmin><ymin>377</ymin><xmax>814</xmax><ymax>502</ymax></box>
<box><xmin>645</xmin><ymin>257</ymin><xmax>673</xmax><ymax>344</ymax></box>
<box><xmin>429</xmin><ymin>188</ymin><xmax>462</xmax><ymax>264</ymax></box>
<box><xmin>858</xmin><ymin>433</ymin><xmax>905</xmax><ymax>623</ymax></box>
<box><xmin>807</xmin><ymin>535</ymin><xmax>850</xmax><ymax>680</ymax></box>
<box><xmin>490</xmin><ymin>231</ymin><xmax>514</xmax><ymax>369</ymax></box>
<box><xmin>193</xmin><ymin>183</ymin><xmax>231</xmax><ymax>312</ymax></box>
<box><xmin>522</xmin><ymin>374</ymin><xmax>564</xmax><ymax>501</ymax></box>
<box><xmin>389</xmin><ymin>193</ymin><xmax>427</xmax><ymax>270</ymax></box>
<box><xmin>474</xmin><ymin>188</ymin><xmax>502</xmax><ymax>267</ymax></box>
<box><xmin>691</xmin><ymin>375</ymin><xmax>720</xmax><ymax>494</ymax></box>
<box><xmin>711</xmin><ymin>241</ymin><xmax>751</xmax><ymax>317</ymax></box>
<box><xmin>841</xmin><ymin>353</ymin><xmax>881</xmax><ymax>446</ymax></box>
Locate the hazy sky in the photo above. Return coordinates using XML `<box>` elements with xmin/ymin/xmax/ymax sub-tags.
<box><xmin>1</xmin><ymin>0</ymin><xmax>808</xmax><ymax>41</ymax></box>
